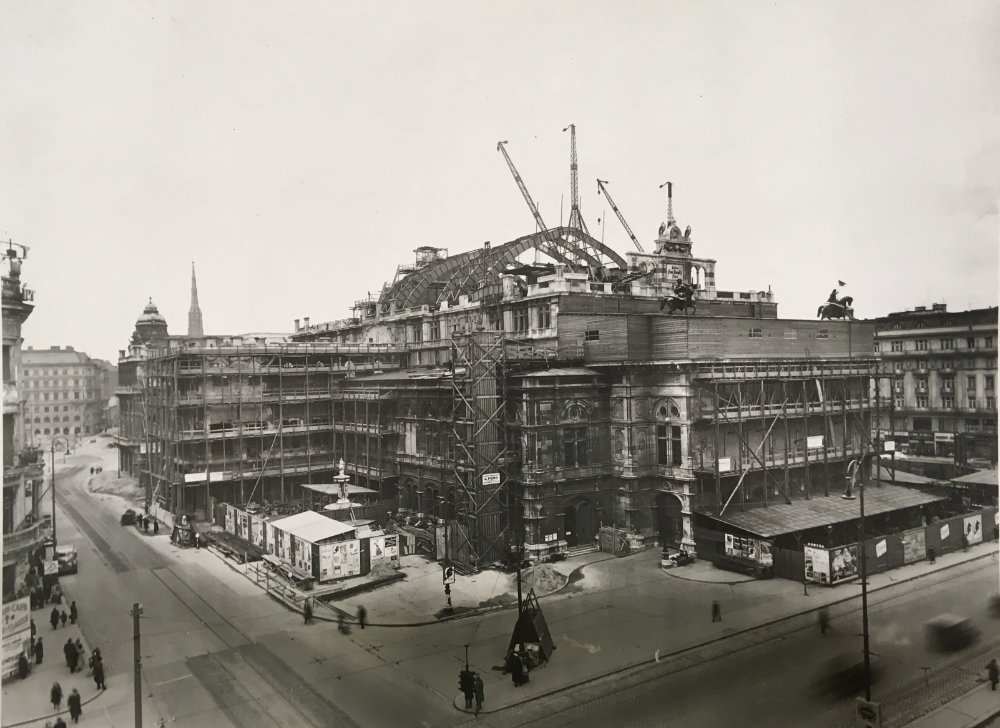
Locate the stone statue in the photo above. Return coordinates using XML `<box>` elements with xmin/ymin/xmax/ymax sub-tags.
<box><xmin>338</xmin><ymin>458</ymin><xmax>346</xmax><ymax>476</ymax></box>
<box><xmin>658</xmin><ymin>222</ymin><xmax>667</xmax><ymax>237</ymax></box>
<box><xmin>684</xmin><ymin>225</ymin><xmax>692</xmax><ymax>240</ymax></box>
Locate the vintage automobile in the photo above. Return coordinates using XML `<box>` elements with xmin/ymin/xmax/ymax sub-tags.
<box><xmin>120</xmin><ymin>508</ymin><xmax>138</xmax><ymax>526</ymax></box>
<box><xmin>55</xmin><ymin>545</ymin><xmax>78</xmax><ymax>575</ymax></box>
<box><xmin>925</xmin><ymin>614</ymin><xmax>979</xmax><ymax>652</ymax></box>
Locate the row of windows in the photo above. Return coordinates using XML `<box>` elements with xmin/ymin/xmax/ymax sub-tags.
<box><xmin>911</xmin><ymin>375</ymin><xmax>994</xmax><ymax>392</ymax></box>
<box><xmin>33</xmin><ymin>427</ymin><xmax>82</xmax><ymax>436</ymax></box>
<box><xmin>879</xmin><ymin>335</ymin><xmax>994</xmax><ymax>353</ymax></box>
<box><xmin>749</xmin><ymin>328</ymin><xmax>828</xmax><ymax>339</ymax></box>
<box><xmin>896</xmin><ymin>395</ymin><xmax>995</xmax><ymax>410</ymax></box>
<box><xmin>27</xmin><ymin>379</ymin><xmax>92</xmax><ymax>388</ymax></box>
<box><xmin>909</xmin><ymin>417</ymin><xmax>997</xmax><ymax>434</ymax></box>
<box><xmin>889</xmin><ymin>358</ymin><xmax>997</xmax><ymax>373</ymax></box>
<box><xmin>25</xmin><ymin>368</ymin><xmax>91</xmax><ymax>376</ymax></box>
<box><xmin>27</xmin><ymin>392</ymin><xmax>84</xmax><ymax>401</ymax></box>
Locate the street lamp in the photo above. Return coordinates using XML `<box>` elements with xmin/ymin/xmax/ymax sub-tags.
<box><xmin>845</xmin><ymin>455</ymin><xmax>872</xmax><ymax>701</ymax></box>
<box><xmin>50</xmin><ymin>434</ymin><xmax>71</xmax><ymax>553</ymax></box>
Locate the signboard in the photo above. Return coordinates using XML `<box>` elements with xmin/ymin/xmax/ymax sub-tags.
<box><xmin>934</xmin><ymin>432</ymin><xmax>954</xmax><ymax>443</ymax></box>
<box><xmin>725</xmin><ymin>533</ymin><xmax>773</xmax><ymax>566</ymax></box>
<box><xmin>875</xmin><ymin>539</ymin><xmax>887</xmax><ymax>558</ymax></box>
<box><xmin>830</xmin><ymin>544</ymin><xmax>860</xmax><ymax>584</ymax></box>
<box><xmin>900</xmin><ymin>528</ymin><xmax>926</xmax><ymax>564</ymax></box>
<box><xmin>940</xmin><ymin>523</ymin><xmax>950</xmax><ymax>541</ymax></box>
<box><xmin>963</xmin><ymin>515</ymin><xmax>983</xmax><ymax>545</ymax></box>
<box><xmin>883</xmin><ymin>440</ymin><xmax>896</xmax><ymax>452</ymax></box>
<box><xmin>481</xmin><ymin>472</ymin><xmax>500</xmax><ymax>486</ymax></box>
<box><xmin>855</xmin><ymin>698</ymin><xmax>883</xmax><ymax>728</ymax></box>
<box><xmin>442</xmin><ymin>565</ymin><xmax>456</xmax><ymax>584</ymax></box>
<box><xmin>807</xmin><ymin>435</ymin><xmax>825</xmax><ymax>449</ymax></box>
<box><xmin>2</xmin><ymin>597</ymin><xmax>31</xmax><ymax>678</ymax></box>
<box><xmin>717</xmin><ymin>457</ymin><xmax>732</xmax><ymax>472</ymax></box>
<box><xmin>44</xmin><ymin>560</ymin><xmax>59</xmax><ymax>576</ymax></box>
<box><xmin>804</xmin><ymin>545</ymin><xmax>830</xmax><ymax>584</ymax></box>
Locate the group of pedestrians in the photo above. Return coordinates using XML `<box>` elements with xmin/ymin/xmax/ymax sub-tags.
<box><xmin>459</xmin><ymin>667</ymin><xmax>485</xmax><ymax>715</ymax></box>
<box><xmin>504</xmin><ymin>649</ymin><xmax>531</xmax><ymax>687</ymax></box>
<box><xmin>48</xmin><ymin>682</ymin><xmax>83</xmax><ymax>723</ymax></box>
<box><xmin>62</xmin><ymin>638</ymin><xmax>85</xmax><ymax>673</ymax></box>
<box><xmin>49</xmin><ymin>601</ymin><xmax>78</xmax><ymax>630</ymax></box>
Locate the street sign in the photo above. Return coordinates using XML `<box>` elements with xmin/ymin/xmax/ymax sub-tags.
<box><xmin>855</xmin><ymin>698</ymin><xmax>882</xmax><ymax>728</ymax></box>
<box><xmin>482</xmin><ymin>472</ymin><xmax>500</xmax><ymax>486</ymax></box>
<box><xmin>442</xmin><ymin>565</ymin><xmax>456</xmax><ymax>584</ymax></box>
<box><xmin>44</xmin><ymin>560</ymin><xmax>59</xmax><ymax>576</ymax></box>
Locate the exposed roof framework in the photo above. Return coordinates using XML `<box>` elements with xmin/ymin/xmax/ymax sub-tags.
<box><xmin>379</xmin><ymin>227</ymin><xmax>628</xmax><ymax>311</ymax></box>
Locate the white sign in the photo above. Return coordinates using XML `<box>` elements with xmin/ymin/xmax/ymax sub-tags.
<box><xmin>481</xmin><ymin>472</ymin><xmax>500</xmax><ymax>486</ymax></box>
<box><xmin>2</xmin><ymin>597</ymin><xmax>31</xmax><ymax>677</ymax></box>
<box><xmin>875</xmin><ymin>539</ymin><xmax>887</xmax><ymax>558</ymax></box>
<box><xmin>855</xmin><ymin>697</ymin><xmax>883</xmax><ymax>728</ymax></box>
<box><xmin>963</xmin><ymin>515</ymin><xmax>983</xmax><ymax>545</ymax></box>
<box><xmin>939</xmin><ymin>523</ymin><xmax>950</xmax><ymax>540</ymax></box>
<box><xmin>807</xmin><ymin>435</ymin><xmax>825</xmax><ymax>449</ymax></box>
<box><xmin>883</xmin><ymin>440</ymin><xmax>896</xmax><ymax>452</ymax></box>
<box><xmin>717</xmin><ymin>458</ymin><xmax>732</xmax><ymax>472</ymax></box>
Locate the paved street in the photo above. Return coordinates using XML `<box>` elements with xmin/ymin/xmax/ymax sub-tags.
<box><xmin>4</xmin><ymin>436</ymin><xmax>998</xmax><ymax>728</ymax></box>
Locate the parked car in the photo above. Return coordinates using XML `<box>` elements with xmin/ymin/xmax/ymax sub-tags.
<box><xmin>120</xmin><ymin>509</ymin><xmax>138</xmax><ymax>526</ymax></box>
<box><xmin>55</xmin><ymin>545</ymin><xmax>78</xmax><ymax>575</ymax></box>
<box><xmin>925</xmin><ymin>614</ymin><xmax>979</xmax><ymax>652</ymax></box>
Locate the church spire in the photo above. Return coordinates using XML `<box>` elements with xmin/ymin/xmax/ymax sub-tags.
<box><xmin>188</xmin><ymin>261</ymin><xmax>204</xmax><ymax>337</ymax></box>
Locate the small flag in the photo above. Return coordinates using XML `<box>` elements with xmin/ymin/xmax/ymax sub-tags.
<box><xmin>837</xmin><ymin>280</ymin><xmax>846</xmax><ymax>286</ymax></box>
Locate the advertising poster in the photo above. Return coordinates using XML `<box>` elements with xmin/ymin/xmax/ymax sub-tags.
<box><xmin>225</xmin><ymin>505</ymin><xmax>235</xmax><ymax>534</ymax></box>
<box><xmin>963</xmin><ymin>515</ymin><xmax>983</xmax><ymax>545</ymax></box>
<box><xmin>383</xmin><ymin>534</ymin><xmax>400</xmax><ymax>565</ymax></box>
<box><xmin>901</xmin><ymin>528</ymin><xmax>926</xmax><ymax>564</ymax></box>
<box><xmin>804</xmin><ymin>545</ymin><xmax>829</xmax><ymax>584</ymax></box>
<box><xmin>875</xmin><ymin>540</ymin><xmax>887</xmax><ymax>558</ymax></box>
<box><xmin>346</xmin><ymin>539</ymin><xmax>362</xmax><ymax>575</ymax></box>
<box><xmin>830</xmin><ymin>544</ymin><xmax>860</xmax><ymax>584</ymax></box>
<box><xmin>724</xmin><ymin>534</ymin><xmax>735</xmax><ymax>556</ymax></box>
<box><xmin>2</xmin><ymin>597</ymin><xmax>30</xmax><ymax>677</ymax></box>
<box><xmin>940</xmin><ymin>523</ymin><xmax>950</xmax><ymax>541</ymax></box>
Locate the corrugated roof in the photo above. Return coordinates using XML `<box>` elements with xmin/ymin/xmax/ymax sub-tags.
<box><xmin>951</xmin><ymin>469</ymin><xmax>998</xmax><ymax>486</ymax></box>
<box><xmin>701</xmin><ymin>484</ymin><xmax>945</xmax><ymax>538</ymax></box>
<box><xmin>270</xmin><ymin>510</ymin><xmax>355</xmax><ymax>542</ymax></box>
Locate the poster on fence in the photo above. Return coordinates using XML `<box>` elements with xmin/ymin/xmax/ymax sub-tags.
<box><xmin>875</xmin><ymin>539</ymin><xmax>887</xmax><ymax>558</ymax></box>
<box><xmin>963</xmin><ymin>515</ymin><xmax>983</xmax><ymax>545</ymax></box>
<box><xmin>804</xmin><ymin>544</ymin><xmax>829</xmax><ymax>584</ymax></box>
<box><xmin>901</xmin><ymin>528</ymin><xmax>926</xmax><ymax>564</ymax></box>
<box><xmin>940</xmin><ymin>523</ymin><xmax>950</xmax><ymax>541</ymax></box>
<box><xmin>830</xmin><ymin>544</ymin><xmax>860</xmax><ymax>584</ymax></box>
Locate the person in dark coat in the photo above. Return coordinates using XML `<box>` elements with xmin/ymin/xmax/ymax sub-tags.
<box><xmin>31</xmin><ymin>618</ymin><xmax>37</xmax><ymax>638</ymax></box>
<box><xmin>50</xmin><ymin>681</ymin><xmax>63</xmax><ymax>710</ymax></box>
<box><xmin>63</xmin><ymin>638</ymin><xmax>75</xmax><ymax>670</ymax></box>
<box><xmin>60</xmin><ymin>610</ymin><xmax>68</xmax><ymax>627</ymax></box>
<box><xmin>153</xmin><ymin>518</ymin><xmax>159</xmax><ymax>535</ymax></box>
<box><xmin>303</xmin><ymin>598</ymin><xmax>313</xmax><ymax>625</ymax></box>
<box><xmin>93</xmin><ymin>657</ymin><xmax>106</xmax><ymax>690</ymax></box>
<box><xmin>987</xmin><ymin>658</ymin><xmax>999</xmax><ymax>691</ymax></box>
<box><xmin>53</xmin><ymin>717</ymin><xmax>67</xmax><ymax>728</ymax></box>
<box><xmin>357</xmin><ymin>605</ymin><xmax>367</xmax><ymax>629</ymax></box>
<box><xmin>50</xmin><ymin>607</ymin><xmax>60</xmax><ymax>630</ymax></box>
<box><xmin>473</xmin><ymin>672</ymin><xmax>484</xmax><ymax>715</ymax></box>
<box><xmin>460</xmin><ymin>667</ymin><xmax>475</xmax><ymax>708</ymax></box>
<box><xmin>711</xmin><ymin>600</ymin><xmax>722</xmax><ymax>622</ymax></box>
<box><xmin>69</xmin><ymin>602</ymin><xmax>78</xmax><ymax>624</ymax></box>
<box><xmin>18</xmin><ymin>652</ymin><xmax>29</xmax><ymax>680</ymax></box>
<box><xmin>35</xmin><ymin>636</ymin><xmax>44</xmax><ymax>665</ymax></box>
<box><xmin>507</xmin><ymin>650</ymin><xmax>523</xmax><ymax>687</ymax></box>
<box><xmin>67</xmin><ymin>688</ymin><xmax>82</xmax><ymax>723</ymax></box>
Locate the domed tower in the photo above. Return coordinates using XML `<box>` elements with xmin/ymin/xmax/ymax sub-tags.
<box><xmin>131</xmin><ymin>298</ymin><xmax>169</xmax><ymax>345</ymax></box>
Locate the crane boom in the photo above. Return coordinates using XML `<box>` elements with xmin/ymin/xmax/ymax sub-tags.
<box><xmin>497</xmin><ymin>140</ymin><xmax>548</xmax><ymax>233</ymax></box>
<box><xmin>597</xmin><ymin>179</ymin><xmax>644</xmax><ymax>252</ymax></box>
<box><xmin>562</xmin><ymin>124</ymin><xmax>589</xmax><ymax>235</ymax></box>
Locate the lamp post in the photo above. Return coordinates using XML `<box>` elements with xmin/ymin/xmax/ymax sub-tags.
<box><xmin>50</xmin><ymin>434</ymin><xmax>71</xmax><ymax>554</ymax></box>
<box><xmin>844</xmin><ymin>455</ymin><xmax>872</xmax><ymax>701</ymax></box>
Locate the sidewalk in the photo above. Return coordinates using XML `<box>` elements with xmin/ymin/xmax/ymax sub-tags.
<box><xmin>904</xmin><ymin>682</ymin><xmax>1000</xmax><ymax>728</ymax></box>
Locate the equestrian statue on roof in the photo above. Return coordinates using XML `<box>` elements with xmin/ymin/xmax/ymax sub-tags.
<box><xmin>660</xmin><ymin>277</ymin><xmax>697</xmax><ymax>315</ymax></box>
<box><xmin>817</xmin><ymin>280</ymin><xmax>854</xmax><ymax>320</ymax></box>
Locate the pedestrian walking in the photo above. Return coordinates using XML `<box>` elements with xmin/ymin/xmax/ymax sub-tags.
<box><xmin>987</xmin><ymin>658</ymin><xmax>999</xmax><ymax>691</ymax></box>
<box><xmin>60</xmin><ymin>610</ymin><xmax>68</xmax><ymax>628</ymax></box>
<box><xmin>819</xmin><ymin>608</ymin><xmax>830</xmax><ymax>634</ymax></box>
<box><xmin>711</xmin><ymin>600</ymin><xmax>722</xmax><ymax>622</ymax></box>
<box><xmin>357</xmin><ymin>605</ymin><xmax>367</xmax><ymax>629</ymax></box>
<box><xmin>68</xmin><ymin>688</ymin><xmax>82</xmax><ymax>723</ymax></box>
<box><xmin>90</xmin><ymin>467</ymin><xmax>94</xmax><ymax>476</ymax></box>
<box><xmin>53</xmin><ymin>717</ymin><xmax>67</xmax><ymax>728</ymax></box>
<box><xmin>18</xmin><ymin>652</ymin><xmax>29</xmax><ymax>680</ymax></box>
<box><xmin>474</xmin><ymin>672</ymin><xmax>484</xmax><ymax>715</ymax></box>
<box><xmin>460</xmin><ymin>667</ymin><xmax>475</xmax><ymax>708</ymax></box>
<box><xmin>35</xmin><ymin>636</ymin><xmax>44</xmax><ymax>665</ymax></box>
<box><xmin>31</xmin><ymin>618</ymin><xmax>37</xmax><ymax>638</ymax></box>
<box><xmin>50</xmin><ymin>607</ymin><xmax>60</xmax><ymax>630</ymax></box>
<box><xmin>74</xmin><ymin>640</ymin><xmax>85</xmax><ymax>670</ymax></box>
<box><xmin>50</xmin><ymin>681</ymin><xmax>63</xmax><ymax>710</ymax></box>
<box><xmin>961</xmin><ymin>533</ymin><xmax>969</xmax><ymax>552</ymax></box>
<box><xmin>69</xmin><ymin>601</ymin><xmax>78</xmax><ymax>625</ymax></box>
<box><xmin>153</xmin><ymin>518</ymin><xmax>159</xmax><ymax>535</ymax></box>
<box><xmin>303</xmin><ymin>598</ymin><xmax>313</xmax><ymax>625</ymax></box>
<box><xmin>93</xmin><ymin>657</ymin><xmax>106</xmax><ymax>690</ymax></box>
<box><xmin>64</xmin><ymin>638</ymin><xmax>75</xmax><ymax>670</ymax></box>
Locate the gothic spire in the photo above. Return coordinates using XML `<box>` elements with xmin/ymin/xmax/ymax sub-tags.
<box><xmin>188</xmin><ymin>261</ymin><xmax>204</xmax><ymax>337</ymax></box>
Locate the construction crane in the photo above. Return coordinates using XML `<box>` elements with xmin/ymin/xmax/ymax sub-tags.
<box><xmin>497</xmin><ymin>140</ymin><xmax>579</xmax><ymax>267</ymax></box>
<box><xmin>597</xmin><ymin>179</ymin><xmax>644</xmax><ymax>252</ymax></box>
<box><xmin>562</xmin><ymin>124</ymin><xmax>589</xmax><ymax>235</ymax></box>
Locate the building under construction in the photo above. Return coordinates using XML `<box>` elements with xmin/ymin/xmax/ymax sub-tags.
<box><xmin>122</xmin><ymin>139</ymin><xmax>955</xmax><ymax>577</ymax></box>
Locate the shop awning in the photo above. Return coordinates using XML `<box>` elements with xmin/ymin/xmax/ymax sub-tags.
<box><xmin>700</xmin><ymin>484</ymin><xmax>946</xmax><ymax>539</ymax></box>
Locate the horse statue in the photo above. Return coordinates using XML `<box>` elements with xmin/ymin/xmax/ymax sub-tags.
<box><xmin>660</xmin><ymin>282</ymin><xmax>696</xmax><ymax>315</ymax></box>
<box><xmin>817</xmin><ymin>296</ymin><xmax>854</xmax><ymax>320</ymax></box>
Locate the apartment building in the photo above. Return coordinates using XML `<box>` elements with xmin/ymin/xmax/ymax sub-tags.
<box><xmin>872</xmin><ymin>304</ymin><xmax>998</xmax><ymax>473</ymax></box>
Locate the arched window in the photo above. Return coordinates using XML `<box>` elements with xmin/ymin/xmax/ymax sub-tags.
<box><xmin>655</xmin><ymin>399</ymin><xmax>683</xmax><ymax>467</ymax></box>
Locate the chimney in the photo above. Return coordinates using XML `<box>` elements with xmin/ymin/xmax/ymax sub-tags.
<box><xmin>119</xmin><ymin>350</ymin><xmax>125</xmax><ymax>359</ymax></box>
<box><xmin>932</xmin><ymin>303</ymin><xmax>947</xmax><ymax>312</ymax></box>
<box><xmin>294</xmin><ymin>318</ymin><xmax>300</xmax><ymax>332</ymax></box>
<box><xmin>304</xmin><ymin>316</ymin><xmax>310</xmax><ymax>328</ymax></box>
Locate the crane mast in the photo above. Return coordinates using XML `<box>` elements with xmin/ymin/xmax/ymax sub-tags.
<box><xmin>562</xmin><ymin>124</ymin><xmax>589</xmax><ymax>235</ymax></box>
<box><xmin>597</xmin><ymin>179</ymin><xmax>644</xmax><ymax>252</ymax></box>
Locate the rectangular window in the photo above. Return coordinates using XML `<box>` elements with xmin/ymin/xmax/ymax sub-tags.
<box><xmin>537</xmin><ymin>401</ymin><xmax>553</xmax><ymax>425</ymax></box>
<box><xmin>917</xmin><ymin>395</ymin><xmax>928</xmax><ymax>408</ymax></box>
<box><xmin>942</xmin><ymin>396</ymin><xmax>954</xmax><ymax>408</ymax></box>
<box><xmin>966</xmin><ymin>418</ymin><xmax>980</xmax><ymax>433</ymax></box>
<box><xmin>512</xmin><ymin>309</ymin><xmax>529</xmax><ymax>332</ymax></box>
<box><xmin>893</xmin><ymin>396</ymin><xmax>904</xmax><ymax>409</ymax></box>
<box><xmin>984</xmin><ymin>419</ymin><xmax>997</xmax><ymax>435</ymax></box>
<box><xmin>940</xmin><ymin>338</ymin><xmax>954</xmax><ymax>349</ymax></box>
<box><xmin>894</xmin><ymin>363</ymin><xmax>903</xmax><ymax>373</ymax></box>
<box><xmin>942</xmin><ymin>376</ymin><xmax>954</xmax><ymax>392</ymax></box>
<box><xmin>585</xmin><ymin>330</ymin><xmax>600</xmax><ymax>342</ymax></box>
<box><xmin>967</xmin><ymin>337</ymin><xmax>976</xmax><ymax>349</ymax></box>
<box><xmin>916</xmin><ymin>339</ymin><xmax>927</xmax><ymax>351</ymax></box>
<box><xmin>986</xmin><ymin>375</ymin><xmax>994</xmax><ymax>391</ymax></box>
<box><xmin>671</xmin><ymin>425</ymin><xmax>683</xmax><ymax>467</ymax></box>
<box><xmin>917</xmin><ymin>360</ymin><xmax>928</xmax><ymax>370</ymax></box>
<box><xmin>986</xmin><ymin>335</ymin><xmax>994</xmax><ymax>349</ymax></box>
<box><xmin>656</xmin><ymin>424</ymin><xmax>669</xmax><ymax>465</ymax></box>
<box><xmin>872</xmin><ymin>340</ymin><xmax>879</xmax><ymax>352</ymax></box>
<box><xmin>748</xmin><ymin>328</ymin><xmax>762</xmax><ymax>339</ymax></box>
<box><xmin>967</xmin><ymin>375</ymin><xmax>976</xmax><ymax>390</ymax></box>
<box><xmin>563</xmin><ymin>427</ymin><xmax>588</xmax><ymax>468</ymax></box>
<box><xmin>916</xmin><ymin>378</ymin><xmax>927</xmax><ymax>393</ymax></box>
<box><xmin>893</xmin><ymin>379</ymin><xmax>903</xmax><ymax>393</ymax></box>
<box><xmin>988</xmin><ymin>397</ymin><xmax>996</xmax><ymax>410</ymax></box>
<box><xmin>967</xmin><ymin>397</ymin><xmax>976</xmax><ymax>409</ymax></box>
<box><xmin>538</xmin><ymin>305</ymin><xmax>551</xmax><ymax>329</ymax></box>
<box><xmin>816</xmin><ymin>329</ymin><xmax>829</xmax><ymax>340</ymax></box>
<box><xmin>890</xmin><ymin>341</ymin><xmax>903</xmax><ymax>353</ymax></box>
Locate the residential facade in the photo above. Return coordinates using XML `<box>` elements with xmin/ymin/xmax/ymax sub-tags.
<box><xmin>2</xmin><ymin>242</ymin><xmax>45</xmax><ymax>600</ymax></box>
<box><xmin>872</xmin><ymin>304</ymin><xmax>998</xmax><ymax>474</ymax></box>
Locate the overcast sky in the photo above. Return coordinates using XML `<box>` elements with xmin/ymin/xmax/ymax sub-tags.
<box><xmin>2</xmin><ymin>1</ymin><xmax>997</xmax><ymax>362</ymax></box>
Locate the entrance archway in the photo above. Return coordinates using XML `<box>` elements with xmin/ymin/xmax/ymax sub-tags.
<box><xmin>564</xmin><ymin>498</ymin><xmax>596</xmax><ymax>548</ymax></box>
<box><xmin>654</xmin><ymin>492</ymin><xmax>684</xmax><ymax>548</ymax></box>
